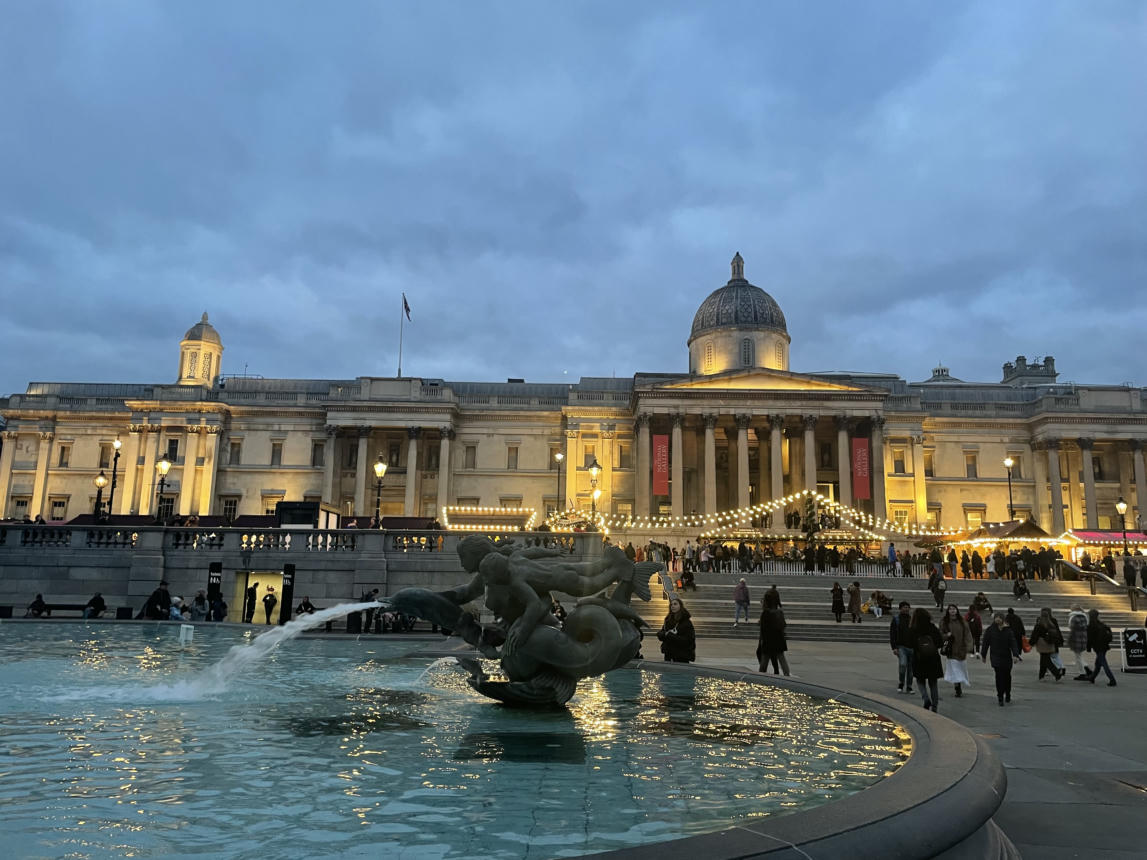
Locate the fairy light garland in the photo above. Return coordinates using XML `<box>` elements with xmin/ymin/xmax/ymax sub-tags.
<box><xmin>443</xmin><ymin>505</ymin><xmax>537</xmax><ymax>531</ymax></box>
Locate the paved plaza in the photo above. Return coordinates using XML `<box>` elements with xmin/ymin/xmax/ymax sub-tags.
<box><xmin>695</xmin><ymin>636</ymin><xmax>1147</xmax><ymax>859</ymax></box>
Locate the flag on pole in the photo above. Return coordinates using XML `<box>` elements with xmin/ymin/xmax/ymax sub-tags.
<box><xmin>402</xmin><ymin>293</ymin><xmax>412</xmax><ymax>321</ymax></box>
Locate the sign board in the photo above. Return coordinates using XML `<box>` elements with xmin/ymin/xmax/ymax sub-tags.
<box><xmin>851</xmin><ymin>437</ymin><xmax>871</xmax><ymax>500</ymax></box>
<box><xmin>652</xmin><ymin>434</ymin><xmax>670</xmax><ymax>497</ymax></box>
<box><xmin>1121</xmin><ymin>628</ymin><xmax>1147</xmax><ymax>673</ymax></box>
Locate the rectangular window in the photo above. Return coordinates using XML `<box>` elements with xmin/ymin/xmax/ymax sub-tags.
<box><xmin>893</xmin><ymin>508</ymin><xmax>910</xmax><ymax>526</ymax></box>
<box><xmin>345</xmin><ymin>443</ymin><xmax>358</xmax><ymax>469</ymax></box>
<box><xmin>57</xmin><ymin>445</ymin><xmax>70</xmax><ymax>468</ymax></box>
<box><xmin>618</xmin><ymin>443</ymin><xmax>632</xmax><ymax>470</ymax></box>
<box><xmin>506</xmin><ymin>446</ymin><xmax>518</xmax><ymax>470</ymax></box>
<box><xmin>926</xmin><ymin>508</ymin><xmax>940</xmax><ymax>528</ymax></box>
<box><xmin>311</xmin><ymin>441</ymin><xmax>325</xmax><ymax>468</ymax></box>
<box><xmin>892</xmin><ymin>447</ymin><xmax>906</xmax><ymax>475</ymax></box>
<box><xmin>389</xmin><ymin>443</ymin><xmax>401</xmax><ymax>468</ymax></box>
<box><xmin>924</xmin><ymin>451</ymin><xmax>934</xmax><ymax>478</ymax></box>
<box><xmin>964</xmin><ymin>453</ymin><xmax>978</xmax><ymax>479</ymax></box>
<box><xmin>615</xmin><ymin>501</ymin><xmax>633</xmax><ymax>519</ymax></box>
<box><xmin>820</xmin><ymin>442</ymin><xmax>832</xmax><ymax>468</ymax></box>
<box><xmin>221</xmin><ymin>497</ymin><xmax>239</xmax><ymax>521</ymax></box>
<box><xmin>425</xmin><ymin>446</ymin><xmax>439</xmax><ymax>470</ymax></box>
<box><xmin>583</xmin><ymin>444</ymin><xmax>596</xmax><ymax>468</ymax></box>
<box><xmin>271</xmin><ymin>442</ymin><xmax>283</xmax><ymax>467</ymax></box>
<box><xmin>499</xmin><ymin>496</ymin><xmax>522</xmax><ymax>508</ymax></box>
<box><xmin>167</xmin><ymin>438</ymin><xmax>179</xmax><ymax>461</ymax></box>
<box><xmin>964</xmin><ymin>509</ymin><xmax>983</xmax><ymax>529</ymax></box>
<box><xmin>456</xmin><ymin>497</ymin><xmax>480</xmax><ymax>507</ymax></box>
<box><xmin>229</xmin><ymin>441</ymin><xmax>242</xmax><ymax>466</ymax></box>
<box><xmin>98</xmin><ymin>444</ymin><xmax>112</xmax><ymax>469</ymax></box>
<box><xmin>156</xmin><ymin>495</ymin><xmax>175</xmax><ymax>520</ymax></box>
<box><xmin>464</xmin><ymin>445</ymin><xmax>476</xmax><ymax>470</ymax></box>
<box><xmin>12</xmin><ymin>497</ymin><xmax>30</xmax><ymax>518</ymax></box>
<box><xmin>1091</xmin><ymin>454</ymin><xmax>1104</xmax><ymax>482</ymax></box>
<box><xmin>264</xmin><ymin>497</ymin><xmax>282</xmax><ymax>516</ymax></box>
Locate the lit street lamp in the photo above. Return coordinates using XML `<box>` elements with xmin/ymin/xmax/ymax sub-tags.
<box><xmin>154</xmin><ymin>454</ymin><xmax>172</xmax><ymax>524</ymax></box>
<box><xmin>1116</xmin><ymin>496</ymin><xmax>1129</xmax><ymax>554</ymax></box>
<box><xmin>588</xmin><ymin>456</ymin><xmax>601</xmax><ymax>529</ymax></box>
<box><xmin>1003</xmin><ymin>456</ymin><xmax>1015</xmax><ymax>520</ymax></box>
<box><xmin>553</xmin><ymin>451</ymin><xmax>564</xmax><ymax>517</ymax></box>
<box><xmin>373</xmin><ymin>456</ymin><xmax>388</xmax><ymax>528</ymax></box>
<box><xmin>105</xmin><ymin>438</ymin><xmax>122</xmax><ymax>519</ymax></box>
<box><xmin>93</xmin><ymin>471</ymin><xmax>108</xmax><ymax>518</ymax></box>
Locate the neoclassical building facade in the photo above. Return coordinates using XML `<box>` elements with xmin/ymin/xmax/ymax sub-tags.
<box><xmin>2</xmin><ymin>257</ymin><xmax>1146</xmax><ymax>534</ymax></box>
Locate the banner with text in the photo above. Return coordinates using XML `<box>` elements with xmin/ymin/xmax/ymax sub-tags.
<box><xmin>653</xmin><ymin>434</ymin><xmax>670</xmax><ymax>496</ymax></box>
<box><xmin>851</xmin><ymin>437</ymin><xmax>871</xmax><ymax>500</ymax></box>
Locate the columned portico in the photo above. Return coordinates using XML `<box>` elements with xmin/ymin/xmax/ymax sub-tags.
<box><xmin>404</xmin><ymin>427</ymin><xmax>421</xmax><ymax>516</ymax></box>
<box><xmin>30</xmin><ymin>431</ymin><xmax>53</xmax><ymax>518</ymax></box>
<box><xmin>198</xmin><ymin>427</ymin><xmax>219</xmax><ymax>516</ymax></box>
<box><xmin>1079</xmin><ymin>437</ymin><xmax>1097</xmax><ymax>529</ymax></box>
<box><xmin>770</xmin><ymin>414</ymin><xmax>784</xmax><ymax>501</ymax></box>
<box><xmin>353</xmin><ymin>429</ymin><xmax>369</xmax><ymax>516</ymax></box>
<box><xmin>736</xmin><ymin>414</ymin><xmax>751</xmax><ymax>514</ymax></box>
<box><xmin>703</xmin><ymin>414</ymin><xmax>717</xmax><ymax>515</ymax></box>
<box><xmin>1133</xmin><ymin>440</ymin><xmax>1147</xmax><ymax>529</ymax></box>
<box><xmin>1032</xmin><ymin>441</ymin><xmax>1049</xmax><ymax>528</ymax></box>
<box><xmin>871</xmin><ymin>417</ymin><xmax>887</xmax><ymax>517</ymax></box>
<box><xmin>911</xmin><ymin>434</ymin><xmax>927</xmax><ymax>524</ymax></box>
<box><xmin>117</xmin><ymin>431</ymin><xmax>141</xmax><ymax>515</ymax></box>
<box><xmin>564</xmin><ymin>429</ymin><xmax>577</xmax><ymax>512</ymax></box>
<box><xmin>138</xmin><ymin>428</ymin><xmax>159</xmax><ymax>517</ymax></box>
<box><xmin>803</xmin><ymin>414</ymin><xmax>817</xmax><ymax>493</ymax></box>
<box><xmin>0</xmin><ymin>432</ymin><xmax>15</xmax><ymax>517</ymax></box>
<box><xmin>177</xmin><ymin>428</ymin><xmax>199</xmax><ymax>516</ymax></box>
<box><xmin>1046</xmin><ymin>441</ymin><xmax>1065</xmax><ymax>535</ymax></box>
<box><xmin>437</xmin><ymin>428</ymin><xmax>453</xmax><ymax>516</ymax></box>
<box><xmin>670</xmin><ymin>414</ymin><xmax>684</xmax><ymax>518</ymax></box>
<box><xmin>635</xmin><ymin>416</ymin><xmax>650</xmax><ymax>517</ymax></box>
<box><xmin>836</xmin><ymin>417</ymin><xmax>851</xmax><ymax>508</ymax></box>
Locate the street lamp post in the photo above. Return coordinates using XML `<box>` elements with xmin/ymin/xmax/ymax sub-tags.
<box><xmin>553</xmin><ymin>451</ymin><xmax>564</xmax><ymax>517</ymax></box>
<box><xmin>93</xmin><ymin>471</ymin><xmax>108</xmax><ymax>518</ymax></box>
<box><xmin>1003</xmin><ymin>456</ymin><xmax>1015</xmax><ymax>520</ymax></box>
<box><xmin>105</xmin><ymin>438</ymin><xmax>122</xmax><ymax>519</ymax></box>
<box><xmin>154</xmin><ymin>454</ymin><xmax>172</xmax><ymax>524</ymax></box>
<box><xmin>588</xmin><ymin>456</ymin><xmax>601</xmax><ymax>529</ymax></box>
<box><xmin>373</xmin><ymin>456</ymin><xmax>387</xmax><ymax>528</ymax></box>
<box><xmin>1116</xmin><ymin>497</ymin><xmax>1129</xmax><ymax>554</ymax></box>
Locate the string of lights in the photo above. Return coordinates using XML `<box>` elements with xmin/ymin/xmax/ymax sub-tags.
<box><xmin>442</xmin><ymin>505</ymin><xmax>538</xmax><ymax>532</ymax></box>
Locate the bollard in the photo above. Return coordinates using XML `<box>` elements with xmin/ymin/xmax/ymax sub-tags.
<box><xmin>179</xmin><ymin>624</ymin><xmax>195</xmax><ymax>646</ymax></box>
<box><xmin>1089</xmin><ymin>574</ymin><xmax>1096</xmax><ymax>596</ymax></box>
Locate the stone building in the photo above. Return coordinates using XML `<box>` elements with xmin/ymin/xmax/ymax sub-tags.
<box><xmin>2</xmin><ymin>256</ymin><xmax>1145</xmax><ymax>534</ymax></box>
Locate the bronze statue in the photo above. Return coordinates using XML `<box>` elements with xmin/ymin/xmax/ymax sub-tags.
<box><xmin>381</xmin><ymin>537</ymin><xmax>661</xmax><ymax>707</ymax></box>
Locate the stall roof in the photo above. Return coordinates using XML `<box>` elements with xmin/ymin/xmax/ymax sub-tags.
<box><xmin>961</xmin><ymin>519</ymin><xmax>1057</xmax><ymax>543</ymax></box>
<box><xmin>1063</xmin><ymin>529</ymin><xmax>1147</xmax><ymax>545</ymax></box>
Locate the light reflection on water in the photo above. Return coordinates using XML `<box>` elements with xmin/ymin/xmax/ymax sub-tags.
<box><xmin>0</xmin><ymin>623</ymin><xmax>909</xmax><ymax>859</ymax></box>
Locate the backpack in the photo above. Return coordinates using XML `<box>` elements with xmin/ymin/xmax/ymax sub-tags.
<box><xmin>916</xmin><ymin>634</ymin><xmax>938</xmax><ymax>659</ymax></box>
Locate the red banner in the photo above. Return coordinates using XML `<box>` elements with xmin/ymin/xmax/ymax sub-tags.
<box><xmin>652</xmin><ymin>434</ymin><xmax>670</xmax><ymax>496</ymax></box>
<box><xmin>851</xmin><ymin>437</ymin><xmax>871</xmax><ymax>500</ymax></box>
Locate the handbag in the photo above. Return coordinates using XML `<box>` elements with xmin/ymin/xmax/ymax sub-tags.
<box><xmin>1050</xmin><ymin>653</ymin><xmax>1065</xmax><ymax>671</ymax></box>
<box><xmin>1021</xmin><ymin>635</ymin><xmax>1032</xmax><ymax>653</ymax></box>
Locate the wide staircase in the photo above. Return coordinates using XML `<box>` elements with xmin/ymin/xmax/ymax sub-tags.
<box><xmin>632</xmin><ymin>567</ymin><xmax>1144</xmax><ymax>645</ymax></box>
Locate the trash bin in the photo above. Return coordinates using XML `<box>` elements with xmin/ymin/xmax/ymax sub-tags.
<box><xmin>115</xmin><ymin>606</ymin><xmax>134</xmax><ymax>620</ymax></box>
<box><xmin>346</xmin><ymin>612</ymin><xmax>362</xmax><ymax>634</ymax></box>
<box><xmin>0</xmin><ymin>606</ymin><xmax>12</xmax><ymax>619</ymax></box>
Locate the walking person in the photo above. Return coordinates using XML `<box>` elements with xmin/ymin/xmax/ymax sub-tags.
<box><xmin>1030</xmin><ymin>607</ymin><xmax>1066</xmax><ymax>681</ymax></box>
<box><xmin>930</xmin><ymin>571</ymin><xmax>947</xmax><ymax>609</ymax></box>
<box><xmin>1066</xmin><ymin>604</ymin><xmax>1091</xmax><ymax>680</ymax></box>
<box><xmin>262</xmin><ymin>586</ymin><xmax>278</xmax><ymax>625</ymax></box>
<box><xmin>243</xmin><ymin>581</ymin><xmax>258</xmax><ymax>623</ymax></box>
<box><xmin>965</xmin><ymin>604</ymin><xmax>983</xmax><ymax>653</ymax></box>
<box><xmin>1086</xmin><ymin>608</ymin><xmax>1117</xmax><ymax>686</ymax></box>
<box><xmin>831</xmin><ymin>582</ymin><xmax>845</xmax><ymax>623</ymax></box>
<box><xmin>1124</xmin><ymin>556</ymin><xmax>1139</xmax><ymax>613</ymax></box>
<box><xmin>981</xmin><ymin>613</ymin><xmax>1021</xmax><ymax>705</ymax></box>
<box><xmin>756</xmin><ymin>592</ymin><xmax>790</xmax><ymax>675</ymax></box>
<box><xmin>847</xmin><ymin>580</ymin><xmax>863</xmax><ymax>623</ymax></box>
<box><xmin>657</xmin><ymin>596</ymin><xmax>696</xmax><ymax>664</ymax></box>
<box><xmin>890</xmin><ymin>601</ymin><xmax>914</xmax><ymax>694</ymax></box>
<box><xmin>940</xmin><ymin>604</ymin><xmax>972</xmax><ymax>698</ymax></box>
<box><xmin>1005</xmin><ymin>607</ymin><xmax>1026</xmax><ymax>651</ymax></box>
<box><xmin>1013</xmin><ymin>574</ymin><xmax>1032</xmax><ymax>601</ymax></box>
<box><xmin>733</xmin><ymin>578</ymin><xmax>751</xmax><ymax>628</ymax></box>
<box><xmin>910</xmin><ymin>608</ymin><xmax>944</xmax><ymax>712</ymax></box>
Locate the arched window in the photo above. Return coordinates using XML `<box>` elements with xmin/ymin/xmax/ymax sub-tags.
<box><xmin>775</xmin><ymin>342</ymin><xmax>784</xmax><ymax>366</ymax></box>
<box><xmin>704</xmin><ymin>343</ymin><xmax>714</xmax><ymax>372</ymax></box>
<box><xmin>186</xmin><ymin>352</ymin><xmax>198</xmax><ymax>378</ymax></box>
<box><xmin>741</xmin><ymin>338</ymin><xmax>754</xmax><ymax>367</ymax></box>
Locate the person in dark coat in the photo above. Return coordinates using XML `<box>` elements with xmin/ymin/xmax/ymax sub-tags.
<box><xmin>296</xmin><ymin>596</ymin><xmax>317</xmax><ymax>615</ymax></box>
<box><xmin>243</xmin><ymin>581</ymin><xmax>259</xmax><ymax>623</ymax></box>
<box><xmin>210</xmin><ymin>596</ymin><xmax>228</xmax><ymax>621</ymax></box>
<box><xmin>910</xmin><ymin>607</ymin><xmax>944</xmax><ymax>711</ymax></box>
<box><xmin>971</xmin><ymin>550</ymin><xmax>984</xmax><ymax>578</ymax></box>
<box><xmin>83</xmin><ymin>592</ymin><xmax>106</xmax><ymax>619</ymax></box>
<box><xmin>146</xmin><ymin>580</ymin><xmax>172</xmax><ymax>620</ymax></box>
<box><xmin>981</xmin><ymin>612</ymin><xmax>1021</xmax><ymax>705</ymax></box>
<box><xmin>26</xmin><ymin>593</ymin><xmax>50</xmax><ymax>618</ymax></box>
<box><xmin>657</xmin><ymin>596</ymin><xmax>695</xmax><ymax>663</ymax></box>
<box><xmin>847</xmin><ymin>581</ymin><xmax>863</xmax><ymax>623</ymax></box>
<box><xmin>1086</xmin><ymin>608</ymin><xmax>1117</xmax><ymax>686</ymax></box>
<box><xmin>830</xmin><ymin>582</ymin><xmax>845</xmax><ymax>623</ymax></box>
<box><xmin>1030</xmin><ymin>608</ymin><xmax>1065</xmax><ymax>681</ymax></box>
<box><xmin>756</xmin><ymin>601</ymin><xmax>790</xmax><ymax>675</ymax></box>
<box><xmin>890</xmin><ymin>601</ymin><xmax>915</xmax><ymax>694</ymax></box>
<box><xmin>262</xmin><ymin>587</ymin><xmax>278</xmax><ymax>624</ymax></box>
<box><xmin>1124</xmin><ymin>557</ymin><xmax>1139</xmax><ymax>612</ymax></box>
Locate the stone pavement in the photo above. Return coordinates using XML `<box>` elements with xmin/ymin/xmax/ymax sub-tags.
<box><xmin>695</xmin><ymin>637</ymin><xmax>1147</xmax><ymax>859</ymax></box>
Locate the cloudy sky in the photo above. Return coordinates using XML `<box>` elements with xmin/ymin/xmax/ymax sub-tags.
<box><xmin>1</xmin><ymin>1</ymin><xmax>1145</xmax><ymax>398</ymax></box>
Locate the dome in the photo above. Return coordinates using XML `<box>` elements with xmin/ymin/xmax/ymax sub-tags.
<box><xmin>688</xmin><ymin>253</ymin><xmax>787</xmax><ymax>342</ymax></box>
<box><xmin>183</xmin><ymin>312</ymin><xmax>221</xmax><ymax>345</ymax></box>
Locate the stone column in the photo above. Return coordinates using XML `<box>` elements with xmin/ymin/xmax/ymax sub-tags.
<box><xmin>911</xmin><ymin>433</ymin><xmax>928</xmax><ymax>524</ymax></box>
<box><xmin>564</xmin><ymin>428</ymin><xmax>578</xmax><ymax>511</ymax></box>
<box><xmin>437</xmin><ymin>428</ymin><xmax>453</xmax><ymax>517</ymax></box>
<box><xmin>1079</xmin><ymin>438</ymin><xmax>1098</xmax><ymax>529</ymax></box>
<box><xmin>404</xmin><ymin>427</ymin><xmax>421</xmax><ymax>516</ymax></box>
<box><xmin>736</xmin><ymin>414</ymin><xmax>751</xmax><ymax>514</ymax></box>
<box><xmin>803</xmin><ymin>415</ymin><xmax>818</xmax><ymax>493</ymax></box>
<box><xmin>197</xmin><ymin>427</ymin><xmax>220</xmax><ymax>516</ymax></box>
<box><xmin>138</xmin><ymin>428</ymin><xmax>160</xmax><ymax>517</ymax></box>
<box><xmin>353</xmin><ymin>428</ymin><xmax>369</xmax><ymax>516</ymax></box>
<box><xmin>770</xmin><ymin>415</ymin><xmax>784</xmax><ymax>501</ymax></box>
<box><xmin>177</xmin><ymin>428</ymin><xmax>201</xmax><ymax>516</ymax></box>
<box><xmin>1032</xmin><ymin>441</ymin><xmax>1049</xmax><ymax>528</ymax></box>
<box><xmin>1118</xmin><ymin>445</ymin><xmax>1132</xmax><ymax>516</ymax></box>
<box><xmin>117</xmin><ymin>429</ymin><xmax>142</xmax><ymax>515</ymax></box>
<box><xmin>322</xmin><ymin>426</ymin><xmax>338</xmax><ymax>505</ymax></box>
<box><xmin>757</xmin><ymin>425</ymin><xmax>769</xmax><ymax>508</ymax></box>
<box><xmin>871</xmin><ymin>416</ymin><xmax>887</xmax><ymax>518</ymax></box>
<box><xmin>635</xmin><ymin>415</ymin><xmax>651</xmax><ymax>517</ymax></box>
<box><xmin>1133</xmin><ymin>440</ymin><xmax>1147</xmax><ymax>530</ymax></box>
<box><xmin>835</xmin><ymin>417</ymin><xmax>852</xmax><ymax>508</ymax></box>
<box><xmin>670</xmin><ymin>414</ymin><xmax>684</xmax><ymax>519</ymax></box>
<box><xmin>1064</xmin><ymin>447</ymin><xmax>1082</xmax><ymax>528</ymax></box>
<box><xmin>30</xmin><ymin>431</ymin><xmax>53</xmax><ymax>518</ymax></box>
<box><xmin>0</xmin><ymin>431</ymin><xmax>17</xmax><ymax>518</ymax></box>
<box><xmin>600</xmin><ymin>425</ymin><xmax>615</xmax><ymax>515</ymax></box>
<box><xmin>703</xmin><ymin>414</ymin><xmax>717</xmax><ymax>515</ymax></box>
<box><xmin>1046</xmin><ymin>441</ymin><xmax>1065</xmax><ymax>534</ymax></box>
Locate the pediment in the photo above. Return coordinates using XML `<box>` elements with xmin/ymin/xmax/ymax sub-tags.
<box><xmin>654</xmin><ymin>369</ymin><xmax>867</xmax><ymax>392</ymax></box>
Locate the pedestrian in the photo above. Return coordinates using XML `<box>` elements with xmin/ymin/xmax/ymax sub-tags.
<box><xmin>887</xmin><ymin>542</ymin><xmax>897</xmax><ymax>575</ymax></box>
<box><xmin>980</xmin><ymin>612</ymin><xmax>1021</xmax><ymax>706</ymax></box>
<box><xmin>83</xmin><ymin>592</ymin><xmax>106</xmax><ymax>619</ymax></box>
<box><xmin>972</xmin><ymin>591</ymin><xmax>993</xmax><ymax>614</ymax></box>
<box><xmin>210</xmin><ymin>596</ymin><xmax>228</xmax><ymax>621</ymax></box>
<box><xmin>190</xmin><ymin>590</ymin><xmax>209</xmax><ymax>621</ymax></box>
<box><xmin>1086</xmin><ymin>608</ymin><xmax>1117</xmax><ymax>686</ymax></box>
<box><xmin>830</xmin><ymin>582</ymin><xmax>845</xmax><ymax>623</ymax></box>
<box><xmin>756</xmin><ymin>595</ymin><xmax>790</xmax><ymax>675</ymax></box>
<box><xmin>1124</xmin><ymin>556</ymin><xmax>1139</xmax><ymax>612</ymax></box>
<box><xmin>766</xmin><ymin>583</ymin><xmax>782</xmax><ymax>608</ymax></box>
<box><xmin>657</xmin><ymin>596</ymin><xmax>695</xmax><ymax>663</ymax></box>
<box><xmin>733</xmin><ymin>578</ymin><xmax>751</xmax><ymax>628</ymax></box>
<box><xmin>296</xmin><ymin>596</ymin><xmax>317</xmax><ymax>615</ymax></box>
<box><xmin>890</xmin><ymin>601</ymin><xmax>914</xmax><ymax>694</ymax></box>
<box><xmin>965</xmin><ymin>604</ymin><xmax>983</xmax><ymax>652</ymax></box>
<box><xmin>262</xmin><ymin>586</ymin><xmax>278</xmax><ymax>624</ymax></box>
<box><xmin>971</xmin><ymin>550</ymin><xmax>984</xmax><ymax>578</ymax></box>
<box><xmin>146</xmin><ymin>580</ymin><xmax>172</xmax><ymax>620</ymax></box>
<box><xmin>361</xmin><ymin>587</ymin><xmax>381</xmax><ymax>631</ymax></box>
<box><xmin>940</xmin><ymin>604</ymin><xmax>972</xmax><ymax>698</ymax></box>
<box><xmin>243</xmin><ymin>581</ymin><xmax>259</xmax><ymax>623</ymax></box>
<box><xmin>847</xmin><ymin>580</ymin><xmax>863</xmax><ymax>623</ymax></box>
<box><xmin>1030</xmin><ymin>607</ymin><xmax>1065</xmax><ymax>681</ymax></box>
<box><xmin>930</xmin><ymin>571</ymin><xmax>947</xmax><ymax>609</ymax></box>
<box><xmin>1005</xmin><ymin>607</ymin><xmax>1026</xmax><ymax>651</ymax></box>
<box><xmin>1066</xmin><ymin>604</ymin><xmax>1090</xmax><ymax>679</ymax></box>
<box><xmin>910</xmin><ymin>608</ymin><xmax>944</xmax><ymax>712</ymax></box>
<box><xmin>1013</xmin><ymin>574</ymin><xmax>1032</xmax><ymax>601</ymax></box>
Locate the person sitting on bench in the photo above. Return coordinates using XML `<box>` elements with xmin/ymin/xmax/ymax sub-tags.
<box><xmin>26</xmin><ymin>593</ymin><xmax>50</xmax><ymax>618</ymax></box>
<box><xmin>83</xmin><ymin>593</ymin><xmax>106</xmax><ymax>619</ymax></box>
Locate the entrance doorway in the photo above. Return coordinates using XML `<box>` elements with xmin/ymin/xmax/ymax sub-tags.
<box><xmin>231</xmin><ymin>571</ymin><xmax>284</xmax><ymax>624</ymax></box>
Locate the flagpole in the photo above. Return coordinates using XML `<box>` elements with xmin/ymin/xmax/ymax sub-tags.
<box><xmin>397</xmin><ymin>294</ymin><xmax>405</xmax><ymax>377</ymax></box>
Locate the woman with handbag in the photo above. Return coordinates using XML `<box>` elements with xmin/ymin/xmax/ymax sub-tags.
<box><xmin>1030</xmin><ymin>607</ymin><xmax>1066</xmax><ymax>681</ymax></box>
<box><xmin>657</xmin><ymin>596</ymin><xmax>696</xmax><ymax>664</ymax></box>
<box><xmin>940</xmin><ymin>604</ymin><xmax>972</xmax><ymax>697</ymax></box>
